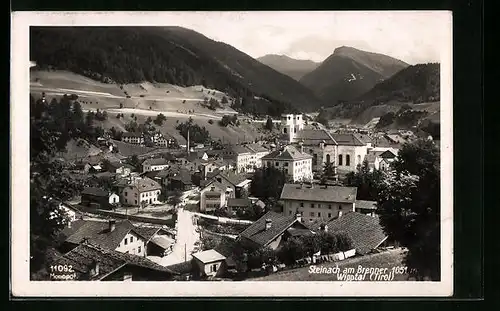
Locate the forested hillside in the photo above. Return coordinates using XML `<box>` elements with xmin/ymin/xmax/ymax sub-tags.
<box><xmin>30</xmin><ymin>27</ymin><xmax>324</xmax><ymax>115</ymax></box>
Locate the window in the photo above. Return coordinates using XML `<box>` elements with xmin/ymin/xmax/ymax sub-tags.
<box><xmin>289</xmin><ymin>210</ymin><xmax>292</xmax><ymax>215</ymax></box>
<box><xmin>130</xmin><ymin>236</ymin><xmax>134</xmax><ymax>243</ymax></box>
<box><xmin>326</xmin><ymin>154</ymin><xmax>331</xmax><ymax>163</ymax></box>
<box><xmin>135</xmin><ymin>193</ymin><xmax>138</xmax><ymax>197</ymax></box>
<box><xmin>346</xmin><ymin>155</ymin><xmax>351</xmax><ymax>166</ymax></box>
<box><xmin>338</xmin><ymin>155</ymin><xmax>343</xmax><ymax>166</ymax></box>
<box><xmin>318</xmin><ymin>204</ymin><xmax>321</xmax><ymax>208</ymax></box>
<box><xmin>284</xmin><ymin>162</ymin><xmax>289</xmax><ymax>167</ymax></box>
<box><xmin>125</xmin><ymin>192</ymin><xmax>128</xmax><ymax>196</ymax></box>
<box><xmin>328</xmin><ymin>213</ymin><xmax>332</xmax><ymax>218</ymax></box>
<box><xmin>138</xmin><ymin>246</ymin><xmax>141</xmax><ymax>253</ymax></box>
<box><xmin>318</xmin><ymin>212</ymin><xmax>321</xmax><ymax>217</ymax></box>
<box><xmin>310</xmin><ymin>212</ymin><xmax>314</xmax><ymax>216</ymax></box>
<box><xmin>135</xmin><ymin>200</ymin><xmax>137</xmax><ymax>204</ymax></box>
<box><xmin>211</xmin><ymin>264</ymin><xmax>218</xmax><ymax>272</ymax></box>
<box><xmin>283</xmin><ymin>127</ymin><xmax>288</xmax><ymax>134</ymax></box>
<box><xmin>339</xmin><ymin>205</ymin><xmax>343</xmax><ymax>210</ymax></box>
<box><xmin>328</xmin><ymin>204</ymin><xmax>332</xmax><ymax>209</ymax></box>
<box><xmin>124</xmin><ymin>238</ymin><xmax>128</xmax><ymax>245</ymax></box>
<box><xmin>300</xmin><ymin>203</ymin><xmax>304</xmax><ymax>207</ymax></box>
<box><xmin>294</xmin><ymin>127</ymin><xmax>297</xmax><ymax>133</ymax></box>
<box><xmin>275</xmin><ymin>162</ymin><xmax>279</xmax><ymax>166</ymax></box>
<box><xmin>311</xmin><ymin>203</ymin><xmax>315</xmax><ymax>208</ymax></box>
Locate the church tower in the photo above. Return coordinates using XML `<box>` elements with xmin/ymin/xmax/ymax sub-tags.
<box><xmin>281</xmin><ymin>114</ymin><xmax>304</xmax><ymax>143</ymax></box>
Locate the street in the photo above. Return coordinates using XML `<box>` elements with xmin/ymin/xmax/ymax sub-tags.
<box><xmin>148</xmin><ymin>207</ymin><xmax>200</xmax><ymax>267</ymax></box>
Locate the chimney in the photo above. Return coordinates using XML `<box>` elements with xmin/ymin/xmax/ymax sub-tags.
<box><xmin>109</xmin><ymin>219</ymin><xmax>116</xmax><ymax>232</ymax></box>
<box><xmin>265</xmin><ymin>219</ymin><xmax>272</xmax><ymax>230</ymax></box>
<box><xmin>320</xmin><ymin>224</ymin><xmax>328</xmax><ymax>232</ymax></box>
<box><xmin>299</xmin><ymin>141</ymin><xmax>304</xmax><ymax>153</ymax></box>
<box><xmin>91</xmin><ymin>260</ymin><xmax>100</xmax><ymax>276</ymax></box>
<box><xmin>67</xmin><ymin>220</ymin><xmax>72</xmax><ymax>228</ymax></box>
<box><xmin>320</xmin><ymin>140</ymin><xmax>325</xmax><ymax>149</ymax></box>
<box><xmin>295</xmin><ymin>212</ymin><xmax>302</xmax><ymax>223</ymax></box>
<box><xmin>338</xmin><ymin>211</ymin><xmax>342</xmax><ymax>218</ymax></box>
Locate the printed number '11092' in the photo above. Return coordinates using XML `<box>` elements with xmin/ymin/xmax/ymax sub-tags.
<box><xmin>50</xmin><ymin>265</ymin><xmax>74</xmax><ymax>273</ymax></box>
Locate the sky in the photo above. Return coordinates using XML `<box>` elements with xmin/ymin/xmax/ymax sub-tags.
<box><xmin>149</xmin><ymin>11</ymin><xmax>451</xmax><ymax>65</ymax></box>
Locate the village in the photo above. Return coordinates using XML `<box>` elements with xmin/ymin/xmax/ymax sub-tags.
<box><xmin>39</xmin><ymin>91</ymin><xmax>438</xmax><ymax>281</ymax></box>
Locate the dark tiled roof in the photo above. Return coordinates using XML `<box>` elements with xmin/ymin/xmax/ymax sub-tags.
<box><xmin>245</xmin><ymin>143</ymin><xmax>269</xmax><ymax>153</ymax></box>
<box><xmin>129</xmin><ymin>177</ymin><xmax>162</xmax><ymax>192</ymax></box>
<box><xmin>379</xmin><ymin>150</ymin><xmax>397</xmax><ymax>159</ymax></box>
<box><xmin>165</xmin><ymin>260</ymin><xmax>193</xmax><ymax>275</ymax></box>
<box><xmin>219</xmin><ymin>171</ymin><xmax>249</xmax><ymax>187</ymax></box>
<box><xmin>122</xmin><ymin>132</ymin><xmax>143</xmax><ymax>138</ymax></box>
<box><xmin>81</xmin><ymin>187</ymin><xmax>108</xmax><ymax>197</ymax></box>
<box><xmin>280</xmin><ymin>183</ymin><xmax>357</xmax><ymax>203</ymax></box>
<box><xmin>170</xmin><ymin>169</ymin><xmax>193</xmax><ymax>184</ymax></box>
<box><xmin>61</xmin><ymin>219</ymin><xmax>142</xmax><ymax>250</ymax></box>
<box><xmin>142</xmin><ymin>158</ymin><xmax>168</xmax><ymax>166</ymax></box>
<box><xmin>133</xmin><ymin>226</ymin><xmax>161</xmax><ymax>241</ymax></box>
<box><xmin>239</xmin><ymin>211</ymin><xmax>307</xmax><ymax>247</ymax></box>
<box><xmin>261</xmin><ymin>145</ymin><xmax>312</xmax><ymax>161</ymax></box>
<box><xmin>355</xmin><ymin>200</ymin><xmax>378</xmax><ymax>210</ymax></box>
<box><xmin>331</xmin><ymin>133</ymin><xmax>366</xmax><ymax>146</ymax></box>
<box><xmin>227</xmin><ymin>198</ymin><xmax>252</xmax><ymax>208</ymax></box>
<box><xmin>326</xmin><ymin>212</ymin><xmax>387</xmax><ymax>255</ymax></box>
<box><xmin>295</xmin><ymin>129</ymin><xmax>337</xmax><ymax>146</ymax></box>
<box><xmin>230</xmin><ymin>145</ymin><xmax>252</xmax><ymax>155</ymax></box>
<box><xmin>53</xmin><ymin>243</ymin><xmax>176</xmax><ymax>280</ymax></box>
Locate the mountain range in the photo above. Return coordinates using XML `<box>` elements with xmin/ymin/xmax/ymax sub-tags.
<box><xmin>300</xmin><ymin>46</ymin><xmax>409</xmax><ymax>106</ymax></box>
<box><xmin>257</xmin><ymin>54</ymin><xmax>320</xmax><ymax>81</ymax></box>
<box><xmin>30</xmin><ymin>26</ymin><xmax>324</xmax><ymax>115</ymax></box>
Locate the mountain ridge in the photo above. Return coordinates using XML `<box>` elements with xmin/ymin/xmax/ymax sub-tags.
<box><xmin>30</xmin><ymin>26</ymin><xmax>325</xmax><ymax>116</ymax></box>
<box><xmin>257</xmin><ymin>54</ymin><xmax>320</xmax><ymax>81</ymax></box>
<box><xmin>300</xmin><ymin>46</ymin><xmax>409</xmax><ymax>106</ymax></box>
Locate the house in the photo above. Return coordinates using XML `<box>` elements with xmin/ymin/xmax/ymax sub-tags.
<box><xmin>226</xmin><ymin>198</ymin><xmax>253</xmax><ymax>214</ymax></box>
<box><xmin>244</xmin><ymin>143</ymin><xmax>270</xmax><ymax>170</ymax></box>
<box><xmin>59</xmin><ymin>202</ymin><xmax>83</xmax><ymax>223</ymax></box>
<box><xmin>199</xmin><ymin>181</ymin><xmax>228</xmax><ymax>212</ymax></box>
<box><xmin>280</xmin><ymin>183</ymin><xmax>357</xmax><ymax>223</ymax></box>
<box><xmin>238</xmin><ymin>211</ymin><xmax>313</xmax><ymax>251</ymax></box>
<box><xmin>355</xmin><ymin>200</ymin><xmax>378</xmax><ymax>217</ymax></box>
<box><xmin>59</xmin><ymin>219</ymin><xmax>147</xmax><ymax>256</ymax></box>
<box><xmin>378</xmin><ymin>150</ymin><xmax>397</xmax><ymax>171</ymax></box>
<box><xmin>196</xmin><ymin>159</ymin><xmax>227</xmax><ymax>180</ymax></box>
<box><xmin>169</xmin><ymin>168</ymin><xmax>194</xmax><ymax>191</ymax></box>
<box><xmin>122</xmin><ymin>132</ymin><xmax>145</xmax><ymax>145</ymax></box>
<box><xmin>208</xmin><ymin>171</ymin><xmax>251</xmax><ymax>199</ymax></box>
<box><xmin>122</xmin><ymin>176</ymin><xmax>162</xmax><ymax>206</ymax></box>
<box><xmin>80</xmin><ymin>187</ymin><xmax>119</xmax><ymax>210</ymax></box>
<box><xmin>192</xmin><ymin>249</ymin><xmax>227</xmax><ymax>278</ymax></box>
<box><xmin>323</xmin><ymin>212</ymin><xmax>388</xmax><ymax>255</ymax></box>
<box><xmin>142</xmin><ymin>158</ymin><xmax>169</xmax><ymax>173</ymax></box>
<box><xmin>261</xmin><ymin>145</ymin><xmax>313</xmax><ymax>182</ymax></box>
<box><xmin>107</xmin><ymin>161</ymin><xmax>134</xmax><ymax>176</ymax></box>
<box><xmin>385</xmin><ymin>134</ymin><xmax>407</xmax><ymax>145</ymax></box>
<box><xmin>134</xmin><ymin>225</ymin><xmax>175</xmax><ymax>257</ymax></box>
<box><xmin>331</xmin><ymin>133</ymin><xmax>369</xmax><ymax>174</ymax></box>
<box><xmin>222</xmin><ymin>144</ymin><xmax>270</xmax><ymax>173</ymax></box>
<box><xmin>293</xmin><ymin>129</ymin><xmax>338</xmax><ymax>172</ymax></box>
<box><xmin>51</xmin><ymin>242</ymin><xmax>177</xmax><ymax>281</ymax></box>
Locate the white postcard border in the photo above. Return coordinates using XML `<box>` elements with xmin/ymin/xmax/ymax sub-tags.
<box><xmin>10</xmin><ymin>11</ymin><xmax>454</xmax><ymax>297</ymax></box>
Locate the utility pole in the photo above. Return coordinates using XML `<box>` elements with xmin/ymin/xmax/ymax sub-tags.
<box><xmin>187</xmin><ymin>128</ymin><xmax>190</xmax><ymax>156</ymax></box>
<box><xmin>184</xmin><ymin>243</ymin><xmax>187</xmax><ymax>262</ymax></box>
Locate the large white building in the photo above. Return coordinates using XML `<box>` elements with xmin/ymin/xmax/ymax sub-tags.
<box><xmin>281</xmin><ymin>114</ymin><xmax>305</xmax><ymax>142</ymax></box>
<box><xmin>122</xmin><ymin>176</ymin><xmax>162</xmax><ymax>206</ymax></box>
<box><xmin>280</xmin><ymin>183</ymin><xmax>357</xmax><ymax>223</ymax></box>
<box><xmin>122</xmin><ymin>132</ymin><xmax>145</xmax><ymax>145</ymax></box>
<box><xmin>199</xmin><ymin>180</ymin><xmax>228</xmax><ymax>212</ymax></box>
<box><xmin>142</xmin><ymin>158</ymin><xmax>169</xmax><ymax>173</ymax></box>
<box><xmin>261</xmin><ymin>145</ymin><xmax>313</xmax><ymax>182</ymax></box>
<box><xmin>222</xmin><ymin>144</ymin><xmax>270</xmax><ymax>173</ymax></box>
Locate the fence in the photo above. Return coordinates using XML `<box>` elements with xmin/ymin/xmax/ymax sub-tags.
<box><xmin>79</xmin><ymin>207</ymin><xmax>176</xmax><ymax>227</ymax></box>
<box><xmin>192</xmin><ymin>212</ymin><xmax>254</xmax><ymax>225</ymax></box>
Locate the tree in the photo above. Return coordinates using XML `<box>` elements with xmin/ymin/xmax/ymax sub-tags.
<box><xmin>154</xmin><ymin>113</ymin><xmax>167</xmax><ymax>126</ymax></box>
<box><xmin>221</xmin><ymin>96</ymin><xmax>228</xmax><ymax>104</ymax></box>
<box><xmin>250</xmin><ymin>166</ymin><xmax>287</xmax><ymax>200</ymax></box>
<box><xmin>377</xmin><ymin>139</ymin><xmax>440</xmax><ymax>280</ymax></box>
<box><xmin>320</xmin><ymin>161</ymin><xmax>338</xmax><ymax>184</ymax></box>
<box><xmin>126</xmin><ymin>155</ymin><xmax>141</xmax><ymax>171</ymax></box>
<box><xmin>265</xmin><ymin>117</ymin><xmax>273</xmax><ymax>131</ymax></box>
<box><xmin>345</xmin><ymin>161</ymin><xmax>384</xmax><ymax>201</ymax></box>
<box><xmin>277</xmin><ymin>237</ymin><xmax>307</xmax><ymax>266</ymax></box>
<box><xmin>146</xmin><ymin>116</ymin><xmax>153</xmax><ymax>124</ymax></box>
<box><xmin>219</xmin><ymin>115</ymin><xmax>231</xmax><ymax>127</ymax></box>
<box><xmin>167</xmin><ymin>190</ymin><xmax>183</xmax><ymax>208</ymax></box>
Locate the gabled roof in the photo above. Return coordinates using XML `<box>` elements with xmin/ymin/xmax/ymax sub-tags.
<box><xmin>295</xmin><ymin>129</ymin><xmax>337</xmax><ymax>146</ymax></box>
<box><xmin>239</xmin><ymin>211</ymin><xmax>310</xmax><ymax>248</ymax></box>
<box><xmin>379</xmin><ymin>150</ymin><xmax>397</xmax><ymax>159</ymax></box>
<box><xmin>128</xmin><ymin>177</ymin><xmax>162</xmax><ymax>192</ymax></box>
<box><xmin>280</xmin><ymin>183</ymin><xmax>357</xmax><ymax>203</ymax></box>
<box><xmin>60</xmin><ymin>220</ymin><xmax>144</xmax><ymax>250</ymax></box>
<box><xmin>326</xmin><ymin>212</ymin><xmax>387</xmax><ymax>255</ymax></box>
<box><xmin>228</xmin><ymin>145</ymin><xmax>252</xmax><ymax>155</ymax></box>
<box><xmin>170</xmin><ymin>169</ymin><xmax>193</xmax><ymax>185</ymax></box>
<box><xmin>355</xmin><ymin>200</ymin><xmax>378</xmax><ymax>210</ymax></box>
<box><xmin>330</xmin><ymin>133</ymin><xmax>366</xmax><ymax>146</ymax></box>
<box><xmin>122</xmin><ymin>132</ymin><xmax>143</xmax><ymax>138</ymax></box>
<box><xmin>142</xmin><ymin>158</ymin><xmax>168</xmax><ymax>166</ymax></box>
<box><xmin>133</xmin><ymin>226</ymin><xmax>164</xmax><ymax>241</ymax></box>
<box><xmin>217</xmin><ymin>171</ymin><xmax>249</xmax><ymax>187</ymax></box>
<box><xmin>261</xmin><ymin>145</ymin><xmax>312</xmax><ymax>161</ymax></box>
<box><xmin>81</xmin><ymin>187</ymin><xmax>108</xmax><ymax>197</ymax></box>
<box><xmin>53</xmin><ymin>243</ymin><xmax>176</xmax><ymax>280</ymax></box>
<box><xmin>245</xmin><ymin>143</ymin><xmax>269</xmax><ymax>153</ymax></box>
<box><xmin>227</xmin><ymin>198</ymin><xmax>252</xmax><ymax>208</ymax></box>
<box><xmin>192</xmin><ymin>249</ymin><xmax>227</xmax><ymax>264</ymax></box>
